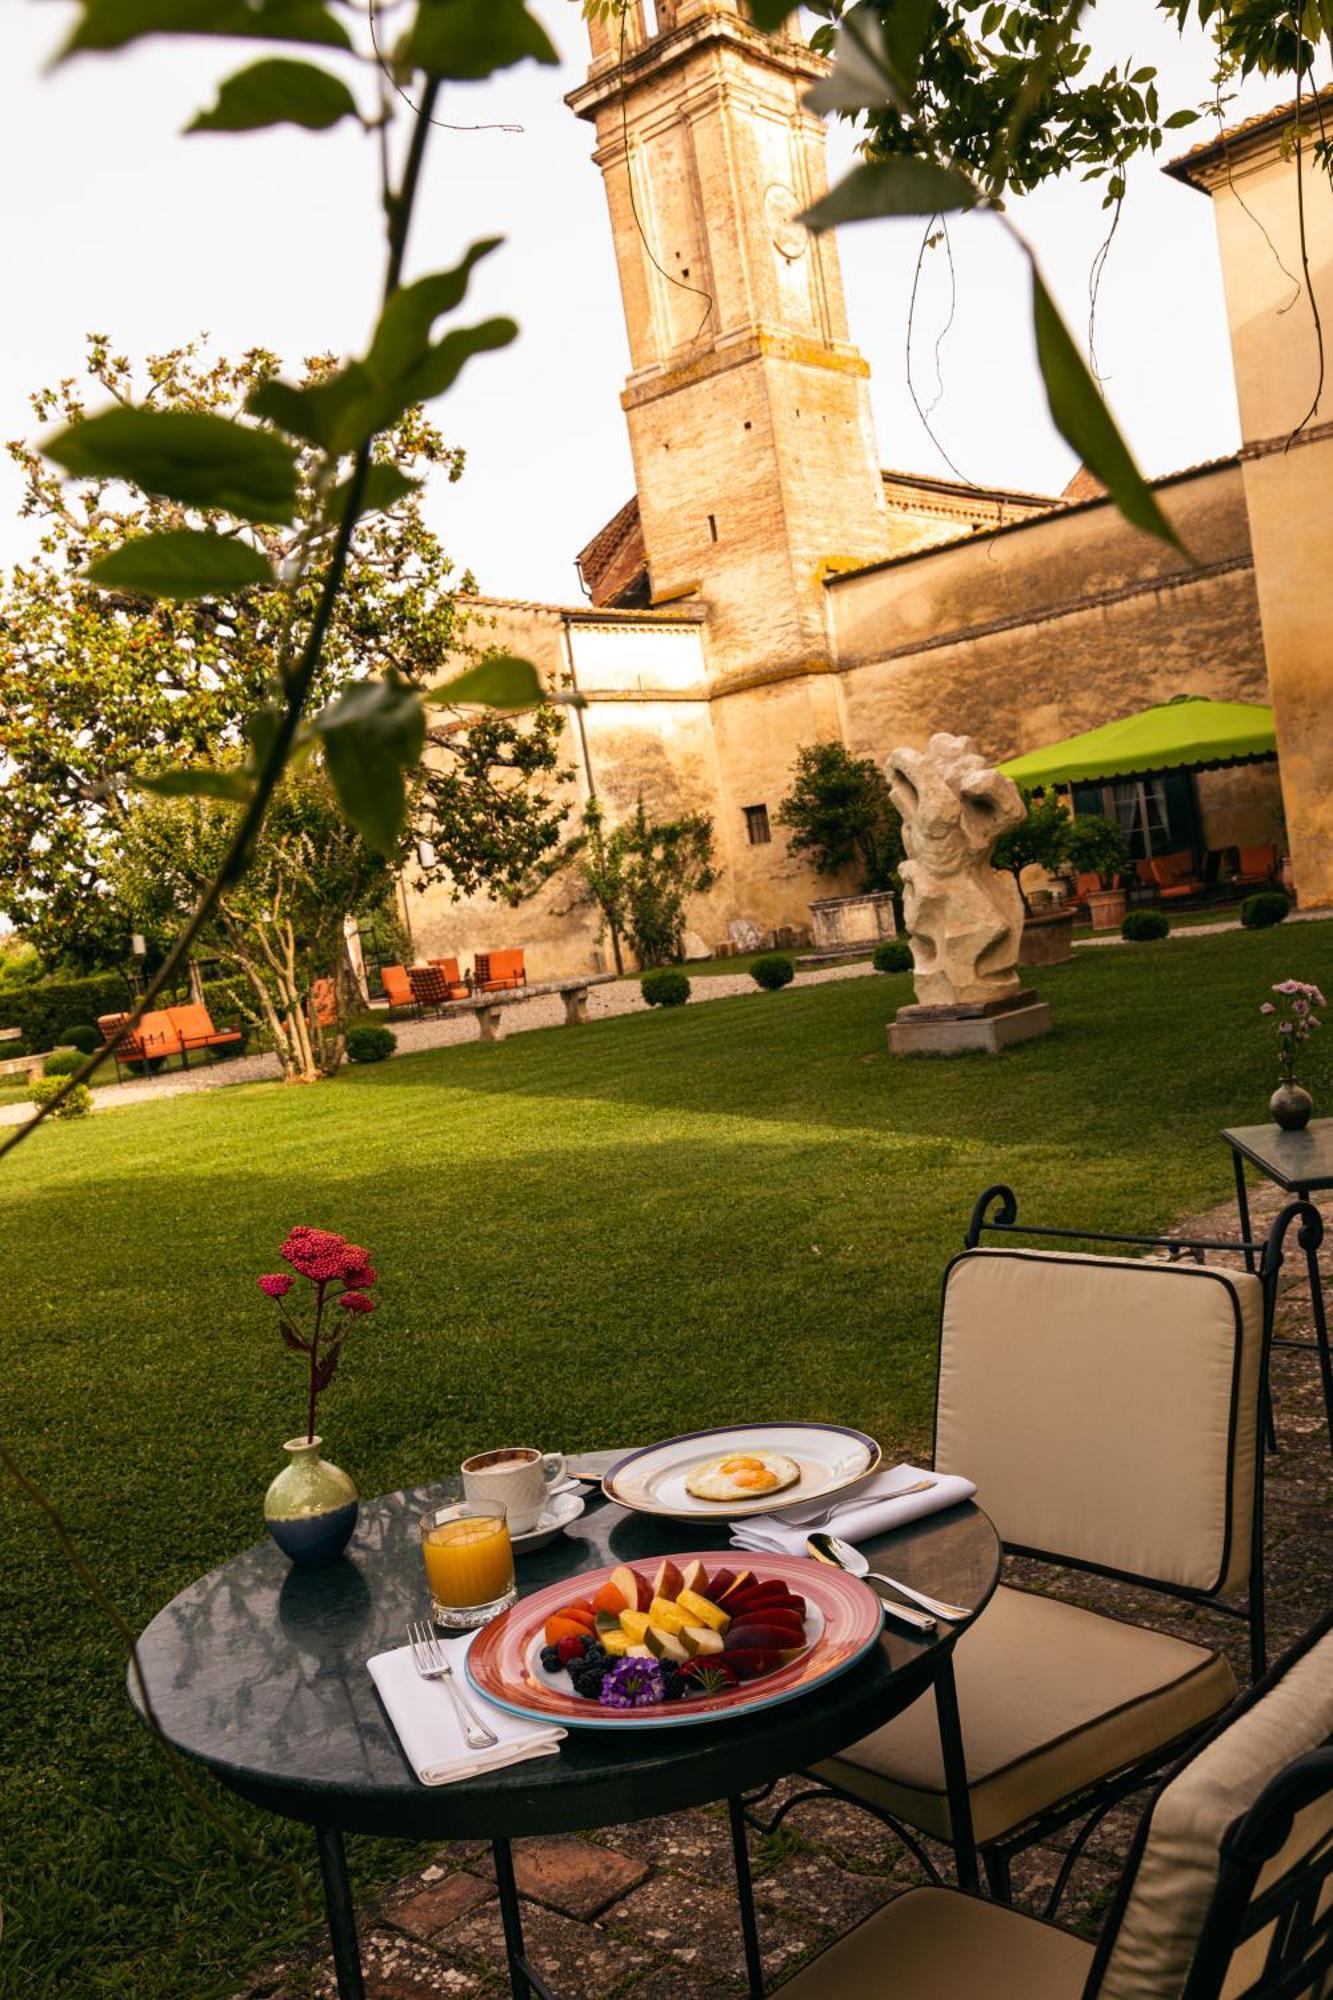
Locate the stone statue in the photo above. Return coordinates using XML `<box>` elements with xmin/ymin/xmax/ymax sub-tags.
<box><xmin>885</xmin><ymin>733</ymin><xmax>1026</xmax><ymax>1008</ymax></box>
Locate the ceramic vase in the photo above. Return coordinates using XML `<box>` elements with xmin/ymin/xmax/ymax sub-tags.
<box><xmin>264</xmin><ymin>1435</ymin><xmax>358</xmax><ymax>1565</ymax></box>
<box><xmin>1270</xmin><ymin>1080</ymin><xmax>1314</xmax><ymax>1132</ymax></box>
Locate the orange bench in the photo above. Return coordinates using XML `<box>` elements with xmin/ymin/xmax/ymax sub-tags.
<box><xmin>473</xmin><ymin>949</ymin><xmax>526</xmax><ymax>993</ymax></box>
<box><xmin>1149</xmin><ymin>850</ymin><xmax>1205</xmax><ymax>901</ymax></box>
<box><xmin>167</xmin><ymin>1003</ymin><xmax>244</xmax><ymax>1064</ymax></box>
<box><xmin>98</xmin><ymin>1010</ymin><xmax>184</xmax><ymax>1080</ymax></box>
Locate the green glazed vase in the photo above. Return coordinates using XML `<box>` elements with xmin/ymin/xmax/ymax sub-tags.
<box><xmin>264</xmin><ymin>1435</ymin><xmax>359</xmax><ymax>1566</ymax></box>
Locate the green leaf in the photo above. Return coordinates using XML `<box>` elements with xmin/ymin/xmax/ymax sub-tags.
<box><xmin>138</xmin><ymin>766</ymin><xmax>254</xmax><ymax>803</ymax></box>
<box><xmin>382</xmin><ymin>319</ymin><xmax>518</xmax><ymax>427</ymax></box>
<box><xmin>1029</xmin><ymin>262</ymin><xmax>1187</xmax><ymax>554</ymax></box>
<box><xmin>1163</xmin><ymin>108</ymin><xmax>1200</xmax><ymax>128</ymax></box>
<box><xmin>58</xmin><ymin>0</ymin><xmax>351</xmax><ymax>60</ymax></box>
<box><xmin>248</xmin><ymin>368</ymin><xmax>371</xmax><ymax>452</ymax></box>
<box><xmin>363</xmin><ymin>241</ymin><xmax>503</xmax><ymax>387</ymax></box>
<box><xmin>309</xmin><ymin>671</ymin><xmax>427</xmax><ymax>853</ymax></box>
<box><xmin>805</xmin><ymin>7</ymin><xmax>903</xmax><ymax>116</ymax></box>
<box><xmin>324</xmin><ymin>464</ymin><xmax>422</xmax><ymax>526</ymax></box>
<box><xmin>86</xmin><ymin>530</ymin><xmax>274</xmax><ymax>600</ymax></box>
<box><xmin>802</xmin><ymin>159</ymin><xmax>976</xmax><ymax>231</ymax></box>
<box><xmin>45</xmin><ymin>408</ymin><xmax>299</xmax><ymax>524</ymax></box>
<box><xmin>424</xmin><ymin>653</ymin><xmax>544</xmax><ymax>712</ymax></box>
<box><xmin>403</xmin><ymin>0</ymin><xmax>558</xmax><ymax>81</ymax></box>
<box><xmin>187</xmin><ymin>58</ymin><xmax>359</xmax><ymax>135</ymax></box>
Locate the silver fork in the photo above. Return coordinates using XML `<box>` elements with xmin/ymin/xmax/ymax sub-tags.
<box><xmin>407</xmin><ymin>1621</ymin><xmax>499</xmax><ymax>1749</ymax></box>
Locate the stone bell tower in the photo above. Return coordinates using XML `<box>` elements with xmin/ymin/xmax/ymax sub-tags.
<box><xmin>567</xmin><ymin>0</ymin><xmax>889</xmax><ymax>683</ymax></box>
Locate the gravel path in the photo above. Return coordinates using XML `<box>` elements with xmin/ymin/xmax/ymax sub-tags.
<box><xmin>0</xmin><ymin>959</ymin><xmax>881</xmax><ymax>1125</ymax></box>
<box><xmin>1074</xmin><ymin>905</ymin><xmax>1333</xmax><ymax>947</ymax></box>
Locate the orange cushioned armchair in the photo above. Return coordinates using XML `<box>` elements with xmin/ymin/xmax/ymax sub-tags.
<box><xmin>1234</xmin><ymin>842</ymin><xmax>1279</xmax><ymax>888</ymax></box>
<box><xmin>472</xmin><ymin>949</ymin><xmax>526</xmax><ymax>993</ymax></box>
<box><xmin>165</xmin><ymin>1003</ymin><xmax>243</xmax><ymax>1064</ymax></box>
<box><xmin>428</xmin><ymin>957</ymin><xmax>471</xmax><ymax>1000</ymax></box>
<box><xmin>380</xmin><ymin>964</ymin><xmax>416</xmax><ymax>1011</ymax></box>
<box><xmin>1149</xmin><ymin>850</ymin><xmax>1205</xmax><ymax>900</ymax></box>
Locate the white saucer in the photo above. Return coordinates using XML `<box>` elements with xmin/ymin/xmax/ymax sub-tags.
<box><xmin>511</xmin><ymin>1489</ymin><xmax>585</xmax><ymax>1552</ymax></box>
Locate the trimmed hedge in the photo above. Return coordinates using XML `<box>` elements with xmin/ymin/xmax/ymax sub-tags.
<box><xmin>751</xmin><ymin>953</ymin><xmax>795</xmax><ymax>991</ymax></box>
<box><xmin>873</xmin><ymin>938</ymin><xmax>914</xmax><ymax>974</ymax></box>
<box><xmin>345</xmin><ymin>1024</ymin><xmax>396</xmax><ymax>1064</ymax></box>
<box><xmin>641</xmin><ymin>968</ymin><xmax>690</xmax><ymax>1008</ymax></box>
<box><xmin>43</xmin><ymin>1048</ymin><xmax>87</xmax><ymax>1078</ymax></box>
<box><xmin>0</xmin><ymin>971</ymin><xmax>131</xmax><ymax>1054</ymax></box>
<box><xmin>56</xmin><ymin>1024</ymin><xmax>99</xmax><ymax>1054</ymax></box>
<box><xmin>1121</xmin><ymin>910</ymin><xmax>1170</xmax><ymax>942</ymax></box>
<box><xmin>1241</xmin><ymin>891</ymin><xmax>1290</xmax><ymax>930</ymax></box>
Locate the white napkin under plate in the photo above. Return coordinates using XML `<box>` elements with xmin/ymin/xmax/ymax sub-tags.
<box><xmin>729</xmin><ymin>1463</ymin><xmax>976</xmax><ymax>1555</ymax></box>
<box><xmin>368</xmin><ymin>1631</ymin><xmax>565</xmax><ymax>1787</ymax></box>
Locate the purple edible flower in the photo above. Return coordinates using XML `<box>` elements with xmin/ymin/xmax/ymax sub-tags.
<box><xmin>598</xmin><ymin>1658</ymin><xmax>665</xmax><ymax>1709</ymax></box>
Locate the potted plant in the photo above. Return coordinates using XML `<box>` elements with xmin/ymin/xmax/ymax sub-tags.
<box><xmin>1065</xmin><ymin>813</ymin><xmax>1132</xmax><ymax>931</ymax></box>
<box><xmin>992</xmin><ymin>789</ymin><xmax>1076</xmax><ymax>965</ymax></box>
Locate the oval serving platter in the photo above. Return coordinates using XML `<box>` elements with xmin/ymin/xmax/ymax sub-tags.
<box><xmin>466</xmin><ymin>1551</ymin><xmax>884</xmax><ymax>1731</ymax></box>
<box><xmin>602</xmin><ymin>1421</ymin><xmax>881</xmax><ymax>1520</ymax></box>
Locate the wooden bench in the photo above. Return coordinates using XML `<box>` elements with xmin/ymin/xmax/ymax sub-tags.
<box><xmin>435</xmin><ymin>973</ymin><xmax>617</xmax><ymax>1043</ymax></box>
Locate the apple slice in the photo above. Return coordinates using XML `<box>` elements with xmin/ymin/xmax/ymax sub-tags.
<box><xmin>679</xmin><ymin>1559</ymin><xmax>711</xmax><ymax>1598</ymax></box>
<box><xmin>625</xmin><ymin>1643</ymin><xmax>655</xmax><ymax>1658</ymax></box>
<box><xmin>609</xmin><ymin>1564</ymin><xmax>653</xmax><ymax>1613</ymax></box>
<box><xmin>652</xmin><ymin>1558</ymin><xmax>685</xmax><ymax>1602</ymax></box>
<box><xmin>682</xmin><ymin>1624</ymin><xmax>725</xmax><ymax>1655</ymax></box>
<box><xmin>706</xmin><ymin>1568</ymin><xmax>737</xmax><ymax>1601</ymax></box>
<box><xmin>717</xmin><ymin>1571</ymin><xmax>754</xmax><ymax>1602</ymax></box>
<box><xmin>643</xmin><ymin>1623</ymin><xmax>690</xmax><ymax>1664</ymax></box>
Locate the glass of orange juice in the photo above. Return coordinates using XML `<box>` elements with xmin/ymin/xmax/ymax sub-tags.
<box><xmin>421</xmin><ymin>1501</ymin><xmax>517</xmax><ymax>1629</ymax></box>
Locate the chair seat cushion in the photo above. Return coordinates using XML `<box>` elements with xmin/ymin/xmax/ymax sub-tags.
<box><xmin>776</xmin><ymin>1887</ymin><xmax>1093</xmax><ymax>1999</ymax></box>
<box><xmin>814</xmin><ymin>1585</ymin><xmax>1237</xmax><ymax>1846</ymax></box>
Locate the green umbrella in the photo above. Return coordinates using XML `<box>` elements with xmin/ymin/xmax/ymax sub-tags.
<box><xmin>999</xmin><ymin>695</ymin><xmax>1276</xmax><ymax>790</ymax></box>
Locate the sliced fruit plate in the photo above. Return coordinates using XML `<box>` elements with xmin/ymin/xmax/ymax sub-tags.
<box><xmin>465</xmin><ymin>1551</ymin><xmax>884</xmax><ymax>1730</ymax></box>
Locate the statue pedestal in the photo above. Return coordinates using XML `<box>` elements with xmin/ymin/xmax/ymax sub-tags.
<box><xmin>889</xmin><ymin>989</ymin><xmax>1053</xmax><ymax>1056</ymax></box>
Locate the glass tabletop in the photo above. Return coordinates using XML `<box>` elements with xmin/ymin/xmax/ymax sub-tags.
<box><xmin>131</xmin><ymin>1482</ymin><xmax>1000</xmax><ymax>1841</ymax></box>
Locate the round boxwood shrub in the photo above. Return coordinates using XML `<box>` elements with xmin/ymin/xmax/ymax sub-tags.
<box><xmin>57</xmin><ymin>1023</ymin><xmax>98</xmax><ymax>1054</ymax></box>
<box><xmin>344</xmin><ymin>1024</ymin><xmax>397</xmax><ymax>1064</ymax></box>
<box><xmin>1241</xmin><ymin>890</ymin><xmax>1290</xmax><ymax>930</ymax></box>
<box><xmin>43</xmin><ymin>1046</ymin><xmax>87</xmax><ymax>1078</ymax></box>
<box><xmin>641</xmin><ymin>968</ymin><xmax>690</xmax><ymax>1008</ymax></box>
<box><xmin>873</xmin><ymin>938</ymin><xmax>914</xmax><ymax>974</ymax></box>
<box><xmin>751</xmin><ymin>952</ymin><xmax>795</xmax><ymax>991</ymax></box>
<box><xmin>29</xmin><ymin>1077</ymin><xmax>93</xmax><ymax>1119</ymax></box>
<box><xmin>1121</xmin><ymin>910</ymin><xmax>1170</xmax><ymax>942</ymax></box>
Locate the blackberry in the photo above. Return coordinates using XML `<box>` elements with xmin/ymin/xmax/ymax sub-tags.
<box><xmin>660</xmin><ymin>1667</ymin><xmax>686</xmax><ymax>1702</ymax></box>
<box><xmin>581</xmin><ymin>1635</ymin><xmax>600</xmax><ymax>1656</ymax></box>
<box><xmin>572</xmin><ymin>1669</ymin><xmax>606</xmax><ymax>1700</ymax></box>
<box><xmin>581</xmin><ymin>1646</ymin><xmax>607</xmax><ymax>1667</ymax></box>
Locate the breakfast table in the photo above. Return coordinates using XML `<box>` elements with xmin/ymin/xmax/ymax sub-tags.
<box><xmin>130</xmin><ymin>1469</ymin><xmax>1001</xmax><ymax>2000</ymax></box>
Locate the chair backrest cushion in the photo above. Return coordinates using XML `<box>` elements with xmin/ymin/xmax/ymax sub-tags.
<box><xmin>430</xmin><ymin>957</ymin><xmax>462</xmax><ymax>982</ymax></box>
<box><xmin>137</xmin><ymin>1010</ymin><xmax>180</xmax><ymax>1055</ymax></box>
<box><xmin>1093</xmin><ymin>1622</ymin><xmax>1333</xmax><ymax>1998</ymax></box>
<box><xmin>1239</xmin><ymin>844</ymin><xmax>1276</xmax><ymax>875</ymax></box>
<box><xmin>486</xmin><ymin>949</ymin><xmax>524</xmax><ymax>981</ymax></box>
<box><xmin>408</xmin><ymin>966</ymin><xmax>448</xmax><ymax>1003</ymax></box>
<box><xmin>935</xmin><ymin>1249</ymin><xmax>1263</xmax><ymax>1594</ymax></box>
<box><xmin>98</xmin><ymin>1012</ymin><xmax>130</xmax><ymax>1042</ymax></box>
<box><xmin>166</xmin><ymin>1004</ymin><xmax>212</xmax><ymax>1041</ymax></box>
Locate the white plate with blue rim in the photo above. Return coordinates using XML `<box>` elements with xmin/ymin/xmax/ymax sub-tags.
<box><xmin>602</xmin><ymin>1423</ymin><xmax>881</xmax><ymax>1521</ymax></box>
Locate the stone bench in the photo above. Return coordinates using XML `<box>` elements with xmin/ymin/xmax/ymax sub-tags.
<box><xmin>435</xmin><ymin>972</ymin><xmax>618</xmax><ymax>1043</ymax></box>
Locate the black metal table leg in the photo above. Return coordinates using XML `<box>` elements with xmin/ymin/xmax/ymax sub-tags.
<box><xmin>1298</xmin><ymin>1185</ymin><xmax>1333</xmax><ymax>1457</ymax></box>
<box><xmin>1233</xmin><ymin>1146</ymin><xmax>1257</xmax><ymax>1272</ymax></box>
<box><xmin>493</xmin><ymin>1838</ymin><xmax>534</xmax><ymax>2000</ymax></box>
<box><xmin>728</xmin><ymin>1793</ymin><xmax>766</xmax><ymax>1997</ymax></box>
<box><xmin>315</xmin><ymin>1825</ymin><xmax>365</xmax><ymax>2000</ymax></box>
<box><xmin>934</xmin><ymin>1653</ymin><xmax>980</xmax><ymax>1895</ymax></box>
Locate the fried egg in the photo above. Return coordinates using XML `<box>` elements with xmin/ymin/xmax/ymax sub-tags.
<box><xmin>684</xmin><ymin>1451</ymin><xmax>801</xmax><ymax>1502</ymax></box>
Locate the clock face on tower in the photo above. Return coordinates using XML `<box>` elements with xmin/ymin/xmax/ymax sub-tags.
<box><xmin>764</xmin><ymin>182</ymin><xmax>808</xmax><ymax>261</ymax></box>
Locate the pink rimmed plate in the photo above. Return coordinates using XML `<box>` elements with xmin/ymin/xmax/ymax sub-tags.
<box><xmin>465</xmin><ymin>1552</ymin><xmax>884</xmax><ymax>1730</ymax></box>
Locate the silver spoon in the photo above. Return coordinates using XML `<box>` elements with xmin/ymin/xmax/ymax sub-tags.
<box><xmin>806</xmin><ymin>1532</ymin><xmax>973</xmax><ymax>1624</ymax></box>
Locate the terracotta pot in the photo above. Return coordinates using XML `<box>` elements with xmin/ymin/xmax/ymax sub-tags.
<box><xmin>1086</xmin><ymin>888</ymin><xmax>1127</xmax><ymax>931</ymax></box>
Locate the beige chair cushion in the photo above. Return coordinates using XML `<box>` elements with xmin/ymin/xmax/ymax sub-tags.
<box><xmin>1098</xmin><ymin>1626</ymin><xmax>1333</xmax><ymax>1998</ymax></box>
<box><xmin>815</xmin><ymin>1585</ymin><xmax>1237</xmax><ymax>1846</ymax></box>
<box><xmin>776</xmin><ymin>1886</ymin><xmax>1093</xmax><ymax>2000</ymax></box>
<box><xmin>937</xmin><ymin>1250</ymin><xmax>1263</xmax><ymax>1596</ymax></box>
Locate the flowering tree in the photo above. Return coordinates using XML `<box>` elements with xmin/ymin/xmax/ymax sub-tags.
<box><xmin>258</xmin><ymin>1226</ymin><xmax>378</xmax><ymax>1443</ymax></box>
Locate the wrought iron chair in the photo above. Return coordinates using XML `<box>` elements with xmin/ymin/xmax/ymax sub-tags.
<box><xmin>789</xmin><ymin>1187</ymin><xmax>1321</xmax><ymax>1909</ymax></box>
<box><xmin>775</xmin><ymin>1606</ymin><xmax>1333</xmax><ymax>1999</ymax></box>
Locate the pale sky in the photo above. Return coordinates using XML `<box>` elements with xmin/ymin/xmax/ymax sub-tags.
<box><xmin>0</xmin><ymin>3</ymin><xmax>1302</xmax><ymax>604</ymax></box>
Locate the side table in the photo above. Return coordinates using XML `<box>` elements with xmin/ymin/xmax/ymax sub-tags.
<box><xmin>1223</xmin><ymin>1120</ymin><xmax>1333</xmax><ymax>1452</ymax></box>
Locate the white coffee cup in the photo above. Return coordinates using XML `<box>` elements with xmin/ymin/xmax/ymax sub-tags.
<box><xmin>460</xmin><ymin>1447</ymin><xmax>566</xmax><ymax>1536</ymax></box>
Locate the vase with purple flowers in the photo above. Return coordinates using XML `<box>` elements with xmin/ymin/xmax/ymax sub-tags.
<box><xmin>1260</xmin><ymin>979</ymin><xmax>1325</xmax><ymax>1131</ymax></box>
<box><xmin>256</xmin><ymin>1226</ymin><xmax>378</xmax><ymax>1564</ymax></box>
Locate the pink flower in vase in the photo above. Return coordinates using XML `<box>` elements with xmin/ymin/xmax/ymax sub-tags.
<box><xmin>257</xmin><ymin>1273</ymin><xmax>294</xmax><ymax>1298</ymax></box>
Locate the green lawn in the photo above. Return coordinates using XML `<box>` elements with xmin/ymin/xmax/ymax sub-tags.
<box><xmin>3</xmin><ymin>924</ymin><xmax>1329</xmax><ymax>1998</ymax></box>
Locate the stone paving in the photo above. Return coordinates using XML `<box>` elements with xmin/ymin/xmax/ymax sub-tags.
<box><xmin>236</xmin><ymin>1176</ymin><xmax>1333</xmax><ymax>1999</ymax></box>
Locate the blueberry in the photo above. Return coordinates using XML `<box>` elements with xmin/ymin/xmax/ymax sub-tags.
<box><xmin>539</xmin><ymin>1646</ymin><xmax>560</xmax><ymax>1672</ymax></box>
<box><xmin>581</xmin><ymin>1635</ymin><xmax>599</xmax><ymax>1655</ymax></box>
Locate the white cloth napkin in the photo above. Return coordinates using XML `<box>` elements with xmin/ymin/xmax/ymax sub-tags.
<box><xmin>729</xmin><ymin>1463</ymin><xmax>976</xmax><ymax>1555</ymax></box>
<box><xmin>368</xmin><ymin>1631</ymin><xmax>564</xmax><ymax>1787</ymax></box>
